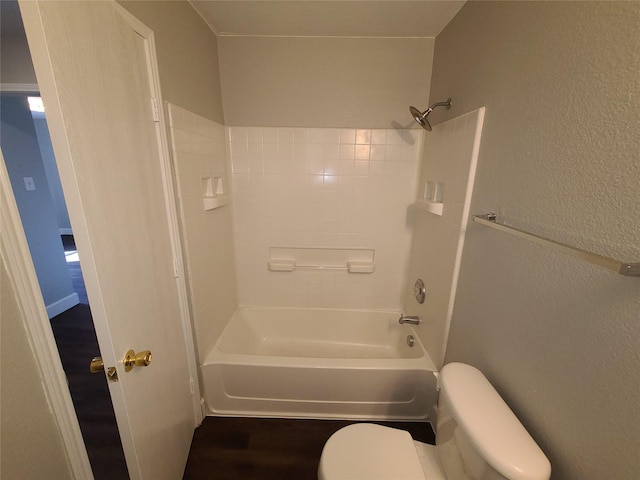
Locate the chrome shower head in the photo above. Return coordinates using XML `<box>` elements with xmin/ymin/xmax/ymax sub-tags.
<box><xmin>409</xmin><ymin>98</ymin><xmax>452</xmax><ymax>131</ymax></box>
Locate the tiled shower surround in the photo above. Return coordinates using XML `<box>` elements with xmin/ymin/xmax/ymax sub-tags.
<box><xmin>167</xmin><ymin>104</ymin><xmax>238</xmax><ymax>360</ymax></box>
<box><xmin>228</xmin><ymin>127</ymin><xmax>424</xmax><ymax>309</ymax></box>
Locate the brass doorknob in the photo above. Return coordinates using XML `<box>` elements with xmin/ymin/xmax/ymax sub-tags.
<box><xmin>89</xmin><ymin>356</ymin><xmax>104</xmax><ymax>373</ymax></box>
<box><xmin>123</xmin><ymin>350</ymin><xmax>152</xmax><ymax>372</ymax></box>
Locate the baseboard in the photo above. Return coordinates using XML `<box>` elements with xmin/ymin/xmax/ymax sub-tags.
<box><xmin>46</xmin><ymin>293</ymin><xmax>80</xmax><ymax>319</ymax></box>
<box><xmin>59</xmin><ymin>228</ymin><xmax>73</xmax><ymax>235</ymax></box>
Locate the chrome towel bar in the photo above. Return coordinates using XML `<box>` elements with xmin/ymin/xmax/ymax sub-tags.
<box><xmin>473</xmin><ymin>213</ymin><xmax>640</xmax><ymax>277</ymax></box>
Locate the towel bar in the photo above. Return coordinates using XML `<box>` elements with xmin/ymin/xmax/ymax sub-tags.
<box><xmin>473</xmin><ymin>213</ymin><xmax>640</xmax><ymax>277</ymax></box>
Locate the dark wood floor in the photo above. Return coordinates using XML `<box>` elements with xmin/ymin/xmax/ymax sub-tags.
<box><xmin>183</xmin><ymin>416</ymin><xmax>434</xmax><ymax>480</ymax></box>
<box><xmin>51</xmin><ymin>304</ymin><xmax>129</xmax><ymax>480</ymax></box>
<box><xmin>54</xmin><ymin>236</ymin><xmax>128</xmax><ymax>479</ymax></box>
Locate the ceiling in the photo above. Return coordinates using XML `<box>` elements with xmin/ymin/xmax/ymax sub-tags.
<box><xmin>1</xmin><ymin>1</ymin><xmax>464</xmax><ymax>39</ymax></box>
<box><xmin>189</xmin><ymin>0</ymin><xmax>465</xmax><ymax>38</ymax></box>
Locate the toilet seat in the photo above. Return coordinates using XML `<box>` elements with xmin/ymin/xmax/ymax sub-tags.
<box><xmin>318</xmin><ymin>424</ymin><xmax>426</xmax><ymax>480</ymax></box>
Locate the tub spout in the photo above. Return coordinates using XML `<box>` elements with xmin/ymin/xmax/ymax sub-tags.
<box><xmin>398</xmin><ymin>314</ymin><xmax>421</xmax><ymax>325</ymax></box>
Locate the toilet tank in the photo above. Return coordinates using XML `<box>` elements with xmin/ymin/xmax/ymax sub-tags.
<box><xmin>435</xmin><ymin>363</ymin><xmax>551</xmax><ymax>480</ymax></box>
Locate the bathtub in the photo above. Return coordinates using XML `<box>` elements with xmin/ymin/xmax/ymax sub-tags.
<box><xmin>202</xmin><ymin>307</ymin><xmax>438</xmax><ymax>420</ymax></box>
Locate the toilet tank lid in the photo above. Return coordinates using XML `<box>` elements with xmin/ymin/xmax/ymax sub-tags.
<box><xmin>440</xmin><ymin>363</ymin><xmax>551</xmax><ymax>480</ymax></box>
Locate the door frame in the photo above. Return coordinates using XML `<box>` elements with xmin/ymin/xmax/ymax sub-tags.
<box><xmin>1</xmin><ymin>151</ymin><xmax>94</xmax><ymax>479</ymax></box>
<box><xmin>11</xmin><ymin>1</ymin><xmax>203</xmax><ymax>477</ymax></box>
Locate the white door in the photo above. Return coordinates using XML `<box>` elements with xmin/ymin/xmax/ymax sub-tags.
<box><xmin>20</xmin><ymin>2</ymin><xmax>199</xmax><ymax>478</ymax></box>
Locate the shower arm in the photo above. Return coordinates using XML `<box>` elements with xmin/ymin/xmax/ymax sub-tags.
<box><xmin>429</xmin><ymin>99</ymin><xmax>452</xmax><ymax>110</ymax></box>
<box><xmin>415</xmin><ymin>99</ymin><xmax>452</xmax><ymax>120</ymax></box>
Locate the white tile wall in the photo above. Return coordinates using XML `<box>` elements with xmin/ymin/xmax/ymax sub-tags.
<box><xmin>229</xmin><ymin>126</ymin><xmax>423</xmax><ymax>309</ymax></box>
<box><xmin>167</xmin><ymin>103</ymin><xmax>238</xmax><ymax>360</ymax></box>
<box><xmin>405</xmin><ymin>108</ymin><xmax>486</xmax><ymax>367</ymax></box>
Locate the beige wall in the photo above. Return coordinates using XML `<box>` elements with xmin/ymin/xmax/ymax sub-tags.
<box><xmin>3</xmin><ymin>2</ymin><xmax>224</xmax><ymax>121</ymax></box>
<box><xmin>431</xmin><ymin>2</ymin><xmax>640</xmax><ymax>479</ymax></box>
<box><xmin>218</xmin><ymin>36</ymin><xmax>433</xmax><ymax>128</ymax></box>
<box><xmin>0</xmin><ymin>34</ymin><xmax>37</xmax><ymax>85</ymax></box>
<box><xmin>0</xmin><ymin>258</ymin><xmax>73</xmax><ymax>479</ymax></box>
<box><xmin>119</xmin><ymin>1</ymin><xmax>225</xmax><ymax>123</ymax></box>
<box><xmin>1</xmin><ymin>0</ymin><xmax>35</xmax><ymax>85</ymax></box>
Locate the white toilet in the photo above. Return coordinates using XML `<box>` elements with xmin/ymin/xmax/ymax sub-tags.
<box><xmin>318</xmin><ymin>362</ymin><xmax>551</xmax><ymax>480</ymax></box>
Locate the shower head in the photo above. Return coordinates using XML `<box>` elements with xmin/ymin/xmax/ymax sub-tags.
<box><xmin>409</xmin><ymin>98</ymin><xmax>452</xmax><ymax>131</ymax></box>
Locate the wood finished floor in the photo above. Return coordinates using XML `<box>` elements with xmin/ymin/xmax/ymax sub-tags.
<box><xmin>55</xmin><ymin>235</ymin><xmax>128</xmax><ymax>479</ymax></box>
<box><xmin>51</xmin><ymin>303</ymin><xmax>129</xmax><ymax>479</ymax></box>
<box><xmin>183</xmin><ymin>416</ymin><xmax>435</xmax><ymax>480</ymax></box>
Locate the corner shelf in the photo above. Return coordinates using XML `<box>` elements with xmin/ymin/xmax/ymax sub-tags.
<box><xmin>415</xmin><ymin>199</ymin><xmax>444</xmax><ymax>216</ymax></box>
<box><xmin>203</xmin><ymin>195</ymin><xmax>230</xmax><ymax>211</ymax></box>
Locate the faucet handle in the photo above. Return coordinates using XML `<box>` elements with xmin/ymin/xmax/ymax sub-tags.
<box><xmin>398</xmin><ymin>314</ymin><xmax>421</xmax><ymax>325</ymax></box>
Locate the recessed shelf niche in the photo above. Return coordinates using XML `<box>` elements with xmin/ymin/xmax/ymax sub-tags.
<box><xmin>203</xmin><ymin>176</ymin><xmax>230</xmax><ymax>210</ymax></box>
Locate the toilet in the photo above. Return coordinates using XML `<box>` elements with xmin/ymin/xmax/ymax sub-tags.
<box><xmin>318</xmin><ymin>362</ymin><xmax>551</xmax><ymax>480</ymax></box>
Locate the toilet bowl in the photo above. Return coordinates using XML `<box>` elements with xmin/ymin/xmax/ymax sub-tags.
<box><xmin>318</xmin><ymin>363</ymin><xmax>551</xmax><ymax>480</ymax></box>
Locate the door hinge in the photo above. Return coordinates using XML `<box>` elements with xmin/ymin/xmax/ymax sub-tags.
<box><xmin>190</xmin><ymin>379</ymin><xmax>196</xmax><ymax>395</ymax></box>
<box><xmin>151</xmin><ymin>98</ymin><xmax>160</xmax><ymax>123</ymax></box>
<box><xmin>173</xmin><ymin>259</ymin><xmax>180</xmax><ymax>278</ymax></box>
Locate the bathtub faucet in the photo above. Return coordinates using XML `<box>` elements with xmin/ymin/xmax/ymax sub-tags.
<box><xmin>398</xmin><ymin>314</ymin><xmax>421</xmax><ymax>325</ymax></box>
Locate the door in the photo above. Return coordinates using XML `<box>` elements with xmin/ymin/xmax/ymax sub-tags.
<box><xmin>19</xmin><ymin>2</ymin><xmax>199</xmax><ymax>478</ymax></box>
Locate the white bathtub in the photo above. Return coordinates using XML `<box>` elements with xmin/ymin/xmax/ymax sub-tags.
<box><xmin>202</xmin><ymin>307</ymin><xmax>438</xmax><ymax>420</ymax></box>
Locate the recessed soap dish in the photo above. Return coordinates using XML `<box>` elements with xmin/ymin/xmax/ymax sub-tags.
<box><xmin>203</xmin><ymin>176</ymin><xmax>230</xmax><ymax>210</ymax></box>
<box><xmin>415</xmin><ymin>180</ymin><xmax>444</xmax><ymax>216</ymax></box>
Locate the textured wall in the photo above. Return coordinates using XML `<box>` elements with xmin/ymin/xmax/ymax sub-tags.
<box><xmin>431</xmin><ymin>2</ymin><xmax>640</xmax><ymax>479</ymax></box>
<box><xmin>119</xmin><ymin>1</ymin><xmax>225</xmax><ymax>124</ymax></box>
<box><xmin>218</xmin><ymin>36</ymin><xmax>433</xmax><ymax>128</ymax></box>
<box><xmin>33</xmin><ymin>115</ymin><xmax>72</xmax><ymax>234</ymax></box>
<box><xmin>1</xmin><ymin>95</ymin><xmax>76</xmax><ymax>311</ymax></box>
<box><xmin>0</xmin><ymin>258</ymin><xmax>73</xmax><ymax>480</ymax></box>
<box><xmin>0</xmin><ymin>34</ymin><xmax>37</xmax><ymax>85</ymax></box>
